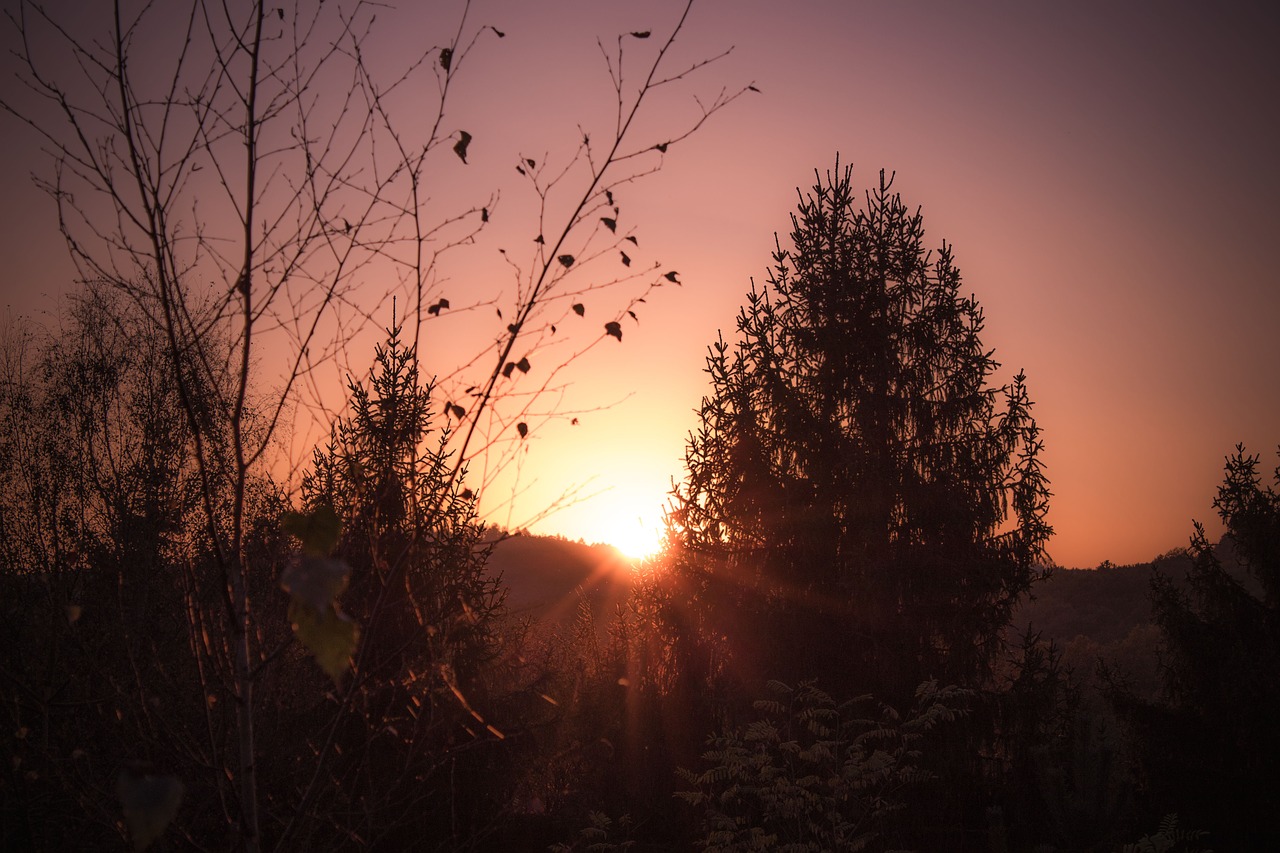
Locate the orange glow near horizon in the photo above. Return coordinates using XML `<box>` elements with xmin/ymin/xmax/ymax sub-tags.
<box><xmin>555</xmin><ymin>485</ymin><xmax>668</xmax><ymax>561</ymax></box>
<box><xmin>2</xmin><ymin>1</ymin><xmax>1278</xmax><ymax>571</ymax></box>
<box><xmin>606</xmin><ymin>513</ymin><xmax>666</xmax><ymax>562</ymax></box>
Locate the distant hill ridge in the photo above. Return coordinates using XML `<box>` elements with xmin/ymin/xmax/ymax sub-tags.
<box><xmin>1014</xmin><ymin>537</ymin><xmax>1255</xmax><ymax>647</ymax></box>
<box><xmin>483</xmin><ymin>531</ymin><xmax>1252</xmax><ymax>666</ymax></box>
<box><xmin>483</xmin><ymin>531</ymin><xmax>635</xmax><ymax>629</ymax></box>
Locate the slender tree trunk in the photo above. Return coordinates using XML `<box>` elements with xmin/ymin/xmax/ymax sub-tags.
<box><xmin>230</xmin><ymin>553</ymin><xmax>260</xmax><ymax>852</ymax></box>
<box><xmin>230</xmin><ymin>5</ymin><xmax>267</xmax><ymax>848</ymax></box>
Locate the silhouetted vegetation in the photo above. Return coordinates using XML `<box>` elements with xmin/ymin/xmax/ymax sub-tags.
<box><xmin>0</xmin><ymin>288</ymin><xmax>288</xmax><ymax>849</ymax></box>
<box><xmin>678</xmin><ymin>680</ymin><xmax>972</xmax><ymax>852</ymax></box>
<box><xmin>0</xmin><ymin>0</ymin><xmax>751</xmax><ymax>847</ymax></box>
<box><xmin>1</xmin><ymin>34</ymin><xmax>1269</xmax><ymax>842</ymax></box>
<box><xmin>1110</xmin><ymin>446</ymin><xmax>1280</xmax><ymax>850</ymax></box>
<box><xmin>667</xmin><ymin>162</ymin><xmax>1051</xmax><ymax>706</ymax></box>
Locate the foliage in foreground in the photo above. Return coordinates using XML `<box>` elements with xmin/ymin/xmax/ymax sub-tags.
<box><xmin>548</xmin><ymin>810</ymin><xmax>637</xmax><ymax>853</ymax></box>
<box><xmin>1121</xmin><ymin>813</ymin><xmax>1211</xmax><ymax>853</ymax></box>
<box><xmin>0</xmin><ymin>291</ymin><xmax>285</xmax><ymax>850</ymax></box>
<box><xmin>678</xmin><ymin>680</ymin><xmax>970</xmax><ymax>852</ymax></box>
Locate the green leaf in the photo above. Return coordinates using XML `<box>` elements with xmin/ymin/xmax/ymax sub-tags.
<box><xmin>117</xmin><ymin>766</ymin><xmax>183</xmax><ymax>851</ymax></box>
<box><xmin>289</xmin><ymin>599</ymin><xmax>359</xmax><ymax>684</ymax></box>
<box><xmin>280</xmin><ymin>554</ymin><xmax>355</xmax><ymax>685</ymax></box>
<box><xmin>280</xmin><ymin>556</ymin><xmax>350</xmax><ymax>613</ymax></box>
<box><xmin>281</xmin><ymin>505</ymin><xmax>341</xmax><ymax>556</ymax></box>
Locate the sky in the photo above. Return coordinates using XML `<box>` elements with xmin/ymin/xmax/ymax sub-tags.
<box><xmin>2</xmin><ymin>0</ymin><xmax>1278</xmax><ymax>569</ymax></box>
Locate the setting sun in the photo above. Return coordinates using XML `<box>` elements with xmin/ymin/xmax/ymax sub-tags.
<box><xmin>607</xmin><ymin>512</ymin><xmax>666</xmax><ymax>561</ymax></box>
<box><xmin>525</xmin><ymin>454</ymin><xmax>677</xmax><ymax>563</ymax></box>
<box><xmin>568</xmin><ymin>491</ymin><xmax>667</xmax><ymax>561</ymax></box>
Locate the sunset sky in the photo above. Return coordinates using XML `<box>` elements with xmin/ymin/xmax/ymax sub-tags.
<box><xmin>2</xmin><ymin>0</ymin><xmax>1277</xmax><ymax>569</ymax></box>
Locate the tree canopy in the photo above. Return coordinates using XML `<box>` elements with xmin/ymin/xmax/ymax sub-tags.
<box><xmin>670</xmin><ymin>161</ymin><xmax>1052</xmax><ymax>698</ymax></box>
<box><xmin>1114</xmin><ymin>445</ymin><xmax>1280</xmax><ymax>848</ymax></box>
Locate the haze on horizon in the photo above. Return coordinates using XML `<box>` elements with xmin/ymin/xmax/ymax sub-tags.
<box><xmin>1</xmin><ymin>0</ymin><xmax>1276</xmax><ymax>569</ymax></box>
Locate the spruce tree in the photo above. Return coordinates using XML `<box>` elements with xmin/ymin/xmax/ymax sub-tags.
<box><xmin>1113</xmin><ymin>445</ymin><xmax>1280</xmax><ymax>848</ymax></box>
<box><xmin>669</xmin><ymin>162</ymin><xmax>1051</xmax><ymax>700</ymax></box>
<box><xmin>297</xmin><ymin>323</ymin><xmax>508</xmax><ymax>844</ymax></box>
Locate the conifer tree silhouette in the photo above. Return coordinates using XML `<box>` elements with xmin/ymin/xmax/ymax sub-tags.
<box><xmin>1113</xmin><ymin>445</ymin><xmax>1280</xmax><ymax>849</ymax></box>
<box><xmin>670</xmin><ymin>161</ymin><xmax>1052</xmax><ymax>700</ymax></box>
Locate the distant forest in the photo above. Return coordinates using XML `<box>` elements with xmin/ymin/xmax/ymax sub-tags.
<box><xmin>3</xmin><ymin>2</ymin><xmax>1279</xmax><ymax>850</ymax></box>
